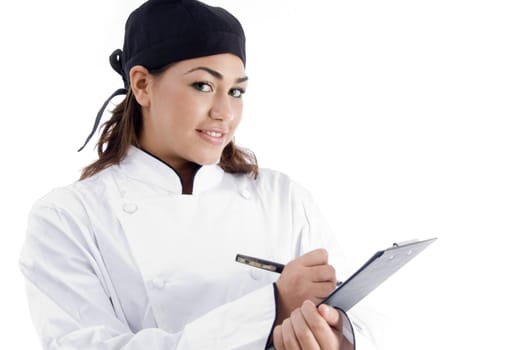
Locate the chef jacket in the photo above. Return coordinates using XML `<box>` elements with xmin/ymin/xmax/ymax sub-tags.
<box><xmin>19</xmin><ymin>146</ymin><xmax>376</xmax><ymax>349</ymax></box>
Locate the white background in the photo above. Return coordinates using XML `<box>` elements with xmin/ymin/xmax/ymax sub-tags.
<box><xmin>1</xmin><ymin>1</ymin><xmax>525</xmax><ymax>349</ymax></box>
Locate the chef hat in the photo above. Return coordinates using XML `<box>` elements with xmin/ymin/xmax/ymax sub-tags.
<box><xmin>78</xmin><ymin>0</ymin><xmax>246</xmax><ymax>151</ymax></box>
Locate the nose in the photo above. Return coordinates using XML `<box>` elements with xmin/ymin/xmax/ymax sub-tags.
<box><xmin>209</xmin><ymin>95</ymin><xmax>234</xmax><ymax>121</ymax></box>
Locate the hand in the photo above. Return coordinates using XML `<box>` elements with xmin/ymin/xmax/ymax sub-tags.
<box><xmin>273</xmin><ymin>300</ymin><xmax>354</xmax><ymax>350</ymax></box>
<box><xmin>275</xmin><ymin>249</ymin><xmax>337</xmax><ymax>324</ymax></box>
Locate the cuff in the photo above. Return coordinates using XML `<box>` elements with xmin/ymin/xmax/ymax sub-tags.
<box><xmin>336</xmin><ymin>307</ymin><xmax>356</xmax><ymax>347</ymax></box>
<box><xmin>265</xmin><ymin>283</ymin><xmax>279</xmax><ymax>349</ymax></box>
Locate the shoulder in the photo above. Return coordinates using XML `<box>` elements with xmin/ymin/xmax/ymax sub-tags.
<box><xmin>29</xmin><ymin>166</ymin><xmax>117</xmax><ymax>222</ymax></box>
<box><xmin>23</xmin><ymin>167</ymin><xmax>123</xmax><ymax>261</ymax></box>
<box><xmin>258</xmin><ymin>168</ymin><xmax>311</xmax><ymax>195</ymax></box>
<box><xmin>228</xmin><ymin>167</ymin><xmax>314</xmax><ymax>204</ymax></box>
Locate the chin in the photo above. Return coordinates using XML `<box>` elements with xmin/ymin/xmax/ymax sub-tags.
<box><xmin>193</xmin><ymin>154</ymin><xmax>221</xmax><ymax>166</ymax></box>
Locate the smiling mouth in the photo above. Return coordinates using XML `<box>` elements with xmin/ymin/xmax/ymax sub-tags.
<box><xmin>197</xmin><ymin>129</ymin><xmax>227</xmax><ymax>145</ymax></box>
<box><xmin>202</xmin><ymin>130</ymin><xmax>223</xmax><ymax>138</ymax></box>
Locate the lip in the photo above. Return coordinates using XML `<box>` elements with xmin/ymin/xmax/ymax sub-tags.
<box><xmin>196</xmin><ymin>128</ymin><xmax>228</xmax><ymax>146</ymax></box>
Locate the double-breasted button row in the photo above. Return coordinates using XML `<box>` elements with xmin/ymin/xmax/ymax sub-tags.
<box><xmin>122</xmin><ymin>202</ymin><xmax>138</xmax><ymax>214</ymax></box>
<box><xmin>239</xmin><ymin>188</ymin><xmax>251</xmax><ymax>199</ymax></box>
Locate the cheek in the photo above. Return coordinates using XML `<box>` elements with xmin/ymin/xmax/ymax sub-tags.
<box><xmin>227</xmin><ymin>115</ymin><xmax>242</xmax><ymax>143</ymax></box>
<box><xmin>232</xmin><ymin>103</ymin><xmax>244</xmax><ymax>128</ymax></box>
<box><xmin>155</xmin><ymin>92</ymin><xmax>205</xmax><ymax>126</ymax></box>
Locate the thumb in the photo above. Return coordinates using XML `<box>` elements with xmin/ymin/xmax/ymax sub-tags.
<box><xmin>318</xmin><ymin>304</ymin><xmax>342</xmax><ymax>329</ymax></box>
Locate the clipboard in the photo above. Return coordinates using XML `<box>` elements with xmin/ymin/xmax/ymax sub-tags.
<box><xmin>320</xmin><ymin>237</ymin><xmax>437</xmax><ymax>311</ymax></box>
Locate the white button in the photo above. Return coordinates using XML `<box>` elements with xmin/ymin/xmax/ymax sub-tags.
<box><xmin>250</xmin><ymin>269</ymin><xmax>261</xmax><ymax>280</ymax></box>
<box><xmin>239</xmin><ymin>188</ymin><xmax>251</xmax><ymax>199</ymax></box>
<box><xmin>122</xmin><ymin>202</ymin><xmax>138</xmax><ymax>214</ymax></box>
<box><xmin>152</xmin><ymin>277</ymin><xmax>166</xmax><ymax>289</ymax></box>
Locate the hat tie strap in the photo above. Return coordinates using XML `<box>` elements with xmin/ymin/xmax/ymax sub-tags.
<box><xmin>77</xmin><ymin>88</ymin><xmax>127</xmax><ymax>152</ymax></box>
<box><xmin>109</xmin><ymin>49</ymin><xmax>129</xmax><ymax>88</ymax></box>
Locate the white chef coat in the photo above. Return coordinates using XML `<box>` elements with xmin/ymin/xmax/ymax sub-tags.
<box><xmin>19</xmin><ymin>146</ymin><xmax>377</xmax><ymax>350</ymax></box>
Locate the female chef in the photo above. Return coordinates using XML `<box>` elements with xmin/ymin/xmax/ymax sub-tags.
<box><xmin>19</xmin><ymin>0</ymin><xmax>372</xmax><ymax>349</ymax></box>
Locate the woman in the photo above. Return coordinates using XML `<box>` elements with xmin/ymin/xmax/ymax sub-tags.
<box><xmin>19</xmin><ymin>0</ymin><xmax>371</xmax><ymax>349</ymax></box>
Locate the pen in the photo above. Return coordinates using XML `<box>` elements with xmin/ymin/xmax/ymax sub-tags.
<box><xmin>235</xmin><ymin>254</ymin><xmax>284</xmax><ymax>273</ymax></box>
<box><xmin>235</xmin><ymin>254</ymin><xmax>343</xmax><ymax>286</ymax></box>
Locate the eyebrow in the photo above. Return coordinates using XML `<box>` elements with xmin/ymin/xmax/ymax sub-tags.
<box><xmin>185</xmin><ymin>66</ymin><xmax>249</xmax><ymax>83</ymax></box>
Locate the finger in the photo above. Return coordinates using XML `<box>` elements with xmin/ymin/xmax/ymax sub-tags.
<box><xmin>312</xmin><ymin>281</ymin><xmax>338</xmax><ymax>300</ymax></box>
<box><xmin>282</xmin><ymin>318</ymin><xmax>302</xmax><ymax>350</ymax></box>
<box><xmin>309</xmin><ymin>264</ymin><xmax>337</xmax><ymax>283</ymax></box>
<box><xmin>290</xmin><ymin>308</ymin><xmax>321</xmax><ymax>350</ymax></box>
<box><xmin>301</xmin><ymin>300</ymin><xmax>339</xmax><ymax>349</ymax></box>
<box><xmin>273</xmin><ymin>325</ymin><xmax>285</xmax><ymax>350</ymax></box>
<box><xmin>297</xmin><ymin>248</ymin><xmax>328</xmax><ymax>267</ymax></box>
<box><xmin>318</xmin><ymin>304</ymin><xmax>343</xmax><ymax>330</ymax></box>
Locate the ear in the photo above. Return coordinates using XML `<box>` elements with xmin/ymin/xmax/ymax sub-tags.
<box><xmin>129</xmin><ymin>65</ymin><xmax>152</xmax><ymax>107</ymax></box>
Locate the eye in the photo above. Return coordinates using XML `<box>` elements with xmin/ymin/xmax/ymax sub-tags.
<box><xmin>230</xmin><ymin>88</ymin><xmax>245</xmax><ymax>98</ymax></box>
<box><xmin>192</xmin><ymin>82</ymin><xmax>213</xmax><ymax>92</ymax></box>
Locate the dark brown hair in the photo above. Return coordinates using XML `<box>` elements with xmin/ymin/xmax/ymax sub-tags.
<box><xmin>79</xmin><ymin>88</ymin><xmax>258</xmax><ymax>180</ymax></box>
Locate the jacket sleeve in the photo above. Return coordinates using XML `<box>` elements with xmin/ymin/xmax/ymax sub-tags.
<box><xmin>19</xmin><ymin>200</ymin><xmax>276</xmax><ymax>350</ymax></box>
<box><xmin>291</xmin><ymin>182</ymin><xmax>381</xmax><ymax>349</ymax></box>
